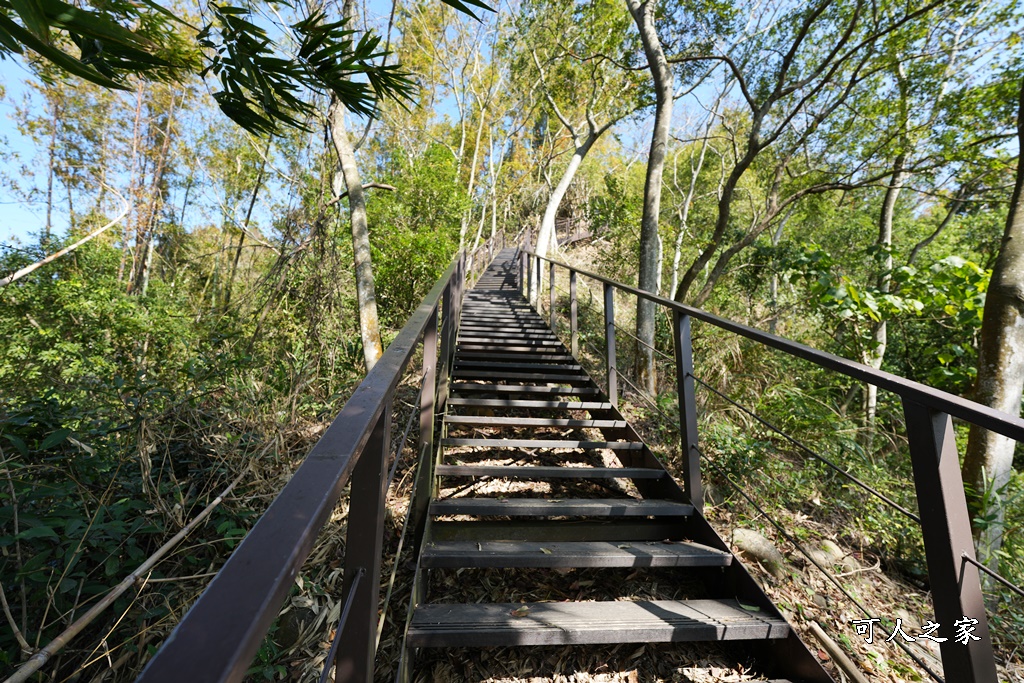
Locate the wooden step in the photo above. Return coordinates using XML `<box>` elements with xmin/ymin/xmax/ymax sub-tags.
<box><xmin>443</xmin><ymin>416</ymin><xmax>625</xmax><ymax>428</ymax></box>
<box><xmin>447</xmin><ymin>398</ymin><xmax>613</xmax><ymax>410</ymax></box>
<box><xmin>458</xmin><ymin>338</ymin><xmax>563</xmax><ymax>346</ymax></box>
<box><xmin>459</xmin><ymin>333</ymin><xmax>560</xmax><ymax>342</ymax></box>
<box><xmin>440</xmin><ymin>438</ymin><xmax>642</xmax><ymax>450</ymax></box>
<box><xmin>451</xmin><ymin>384</ymin><xmax>601</xmax><ymax>395</ymax></box>
<box><xmin>459</xmin><ymin>319</ymin><xmax>544</xmax><ymax>326</ymax></box>
<box><xmin>456</xmin><ymin>345</ymin><xmax>569</xmax><ymax>354</ymax></box>
<box><xmin>420</xmin><ymin>540</ymin><xmax>731</xmax><ymax>568</ymax></box>
<box><xmin>429</xmin><ymin>497</ymin><xmax>694</xmax><ymax>517</ymax></box>
<box><xmin>459</xmin><ymin>331</ymin><xmax>554</xmax><ymax>338</ymax></box>
<box><xmin>434</xmin><ymin>465</ymin><xmax>664</xmax><ymax>479</ymax></box>
<box><xmin>460</xmin><ymin>314</ymin><xmax>540</xmax><ymax>320</ymax></box>
<box><xmin>452</xmin><ymin>371</ymin><xmax>589</xmax><ymax>383</ymax></box>
<box><xmin>459</xmin><ymin>323</ymin><xmax>551</xmax><ymax>331</ymax></box>
<box><xmin>458</xmin><ymin>320</ymin><xmax>548</xmax><ymax>325</ymax></box>
<box><xmin>459</xmin><ymin>326</ymin><xmax>556</xmax><ymax>334</ymax></box>
<box><xmin>455</xmin><ymin>361</ymin><xmax>582</xmax><ymax>372</ymax></box>
<box><xmin>430</xmin><ymin>519</ymin><xmax>685</xmax><ymax>542</ymax></box>
<box><xmin>459</xmin><ymin>319</ymin><xmax>549</xmax><ymax>326</ymax></box>
<box><xmin>462</xmin><ymin>304</ymin><xmax>536</xmax><ymax>309</ymax></box>
<box><xmin>460</xmin><ymin>356</ymin><xmax>581</xmax><ymax>366</ymax></box>
<box><xmin>460</xmin><ymin>323</ymin><xmax>547</xmax><ymax>329</ymax></box>
<box><xmin>407</xmin><ymin>599</ymin><xmax>788</xmax><ymax>647</ymax></box>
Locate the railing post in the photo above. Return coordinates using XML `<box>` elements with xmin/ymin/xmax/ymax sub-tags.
<box><xmin>410</xmin><ymin>306</ymin><xmax>438</xmax><ymax>554</ymax></box>
<box><xmin>570</xmin><ymin>270</ymin><xmax>578</xmax><ymax>357</ymax></box>
<box><xmin>902</xmin><ymin>399</ymin><xmax>997</xmax><ymax>683</ymax></box>
<box><xmin>454</xmin><ymin>253</ymin><xmax>464</xmax><ymax>348</ymax></box>
<box><xmin>603</xmin><ymin>282</ymin><xmax>617</xmax><ymax>407</ymax></box>
<box><xmin>436</xmin><ymin>281</ymin><xmax>453</xmax><ymax>413</ymax></box>
<box><xmin>673</xmin><ymin>311</ymin><xmax>702</xmax><ymax>513</ymax></box>
<box><xmin>436</xmin><ymin>256</ymin><xmax>464</xmax><ymax>416</ymax></box>
<box><xmin>530</xmin><ymin>254</ymin><xmax>538</xmax><ymax>305</ymax></box>
<box><xmin>526</xmin><ymin>253</ymin><xmax>534</xmax><ymax>301</ymax></box>
<box><xmin>549</xmin><ymin>261</ymin><xmax>556</xmax><ymax>330</ymax></box>
<box><xmin>335</xmin><ymin>405</ymin><xmax>391</xmax><ymax>683</ymax></box>
<box><xmin>445</xmin><ymin>258</ymin><xmax>464</xmax><ymax>400</ymax></box>
<box><xmin>519</xmin><ymin>250</ymin><xmax>526</xmax><ymax>295</ymax></box>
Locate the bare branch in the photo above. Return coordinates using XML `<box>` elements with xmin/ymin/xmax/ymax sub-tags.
<box><xmin>0</xmin><ymin>186</ymin><xmax>131</xmax><ymax>288</ymax></box>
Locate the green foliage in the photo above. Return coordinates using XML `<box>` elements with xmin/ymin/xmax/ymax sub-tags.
<box><xmin>0</xmin><ymin>237</ymin><xmax>191</xmax><ymax>393</ymax></box>
<box><xmin>369</xmin><ymin>144</ymin><xmax>468</xmax><ymax>326</ymax></box>
<box><xmin>0</xmin><ymin>0</ymin><xmax>199</xmax><ymax>89</ymax></box>
<box><xmin>1</xmin><ymin>0</ymin><xmax>491</xmax><ymax>134</ymax></box>
<box><xmin>781</xmin><ymin>243</ymin><xmax>989</xmax><ymax>393</ymax></box>
<box><xmin>0</xmin><ymin>225</ymin><xmax>349</xmax><ymax>669</ymax></box>
<box><xmin>694</xmin><ymin>345</ymin><xmax>928</xmax><ymax>574</ymax></box>
<box><xmin>591</xmin><ymin>172</ymin><xmax>643</xmax><ymax>276</ymax></box>
<box><xmin>199</xmin><ymin>7</ymin><xmax>413</xmax><ymax>134</ymax></box>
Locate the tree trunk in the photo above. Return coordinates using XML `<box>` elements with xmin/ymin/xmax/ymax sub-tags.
<box><xmin>44</xmin><ymin>100</ymin><xmax>58</xmax><ymax>247</ymax></box>
<box><xmin>130</xmin><ymin>93</ymin><xmax>177</xmax><ymax>295</ymax></box>
<box><xmin>225</xmin><ymin>139</ymin><xmax>271</xmax><ymax>310</ymax></box>
<box><xmin>460</xmin><ymin>104</ymin><xmax>488</xmax><ymax>251</ymax></box>
<box><xmin>627</xmin><ymin>0</ymin><xmax>673</xmax><ymax>395</ymax></box>
<box><xmin>669</xmin><ymin>135</ymin><xmax>713</xmax><ymax>297</ymax></box>
<box><xmin>329</xmin><ymin>98</ymin><xmax>383</xmax><ymax>372</ymax></box>
<box><xmin>674</xmin><ymin>123</ymin><xmax>762</xmax><ymax>302</ymax></box>
<box><xmin>767</xmin><ymin>209</ymin><xmax>793</xmax><ymax>334</ymax></box>
<box><xmin>862</xmin><ymin>154</ymin><xmax>906</xmax><ymax>450</ymax></box>
<box><xmin>536</xmin><ymin>132</ymin><xmax>601</xmax><ymax>257</ymax></box>
<box><xmin>962</xmin><ymin>78</ymin><xmax>1024</xmax><ymax>569</ymax></box>
<box><xmin>119</xmin><ymin>83</ymin><xmax>145</xmax><ymax>284</ymax></box>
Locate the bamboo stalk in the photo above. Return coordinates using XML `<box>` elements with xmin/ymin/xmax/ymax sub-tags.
<box><xmin>808</xmin><ymin>621</ymin><xmax>870</xmax><ymax>683</ymax></box>
<box><xmin>4</xmin><ymin>468</ymin><xmax>248</xmax><ymax>683</ymax></box>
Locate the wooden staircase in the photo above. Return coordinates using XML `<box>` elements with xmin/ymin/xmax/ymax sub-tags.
<box><xmin>402</xmin><ymin>249</ymin><xmax>833</xmax><ymax>682</ymax></box>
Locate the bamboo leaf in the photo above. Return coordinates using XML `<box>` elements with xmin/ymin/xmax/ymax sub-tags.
<box><xmin>436</xmin><ymin>0</ymin><xmax>493</xmax><ymax>21</ymax></box>
<box><xmin>0</xmin><ymin>13</ymin><xmax>127</xmax><ymax>88</ymax></box>
<box><xmin>39</xmin><ymin>428</ymin><xmax>72</xmax><ymax>450</ymax></box>
<box><xmin>9</xmin><ymin>0</ymin><xmax>49</xmax><ymax>41</ymax></box>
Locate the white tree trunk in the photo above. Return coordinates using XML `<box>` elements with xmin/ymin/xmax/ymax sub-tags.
<box><xmin>627</xmin><ymin>0</ymin><xmax>673</xmax><ymax>395</ymax></box>
<box><xmin>537</xmin><ymin>144</ymin><xmax>588</xmax><ymax>259</ymax></box>
<box><xmin>862</xmin><ymin>156</ymin><xmax>907</xmax><ymax>450</ymax></box>
<box><xmin>330</xmin><ymin>99</ymin><xmax>383</xmax><ymax>371</ymax></box>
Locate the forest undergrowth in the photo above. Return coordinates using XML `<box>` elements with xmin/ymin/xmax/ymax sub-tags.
<box><xmin>537</xmin><ymin>243</ymin><xmax>1024</xmax><ymax>683</ymax></box>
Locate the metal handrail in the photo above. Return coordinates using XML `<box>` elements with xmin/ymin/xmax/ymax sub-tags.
<box><xmin>690</xmin><ymin>373</ymin><xmax>922</xmax><ymax>523</ymax></box>
<box><xmin>695</xmin><ymin>444</ymin><xmax>946</xmax><ymax>683</ymax></box>
<box><xmin>520</xmin><ymin>246</ymin><xmax>1009</xmax><ymax>683</ymax></box>
<box><xmin>135</xmin><ymin>249</ymin><xmax>468</xmax><ymax>683</ymax></box>
<box><xmin>522</xmin><ymin>249</ymin><xmax>1024</xmax><ymax>442</ymax></box>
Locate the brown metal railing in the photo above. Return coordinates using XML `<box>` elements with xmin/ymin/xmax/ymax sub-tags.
<box><xmin>521</xmin><ymin>247</ymin><xmax>1024</xmax><ymax>683</ymax></box>
<box><xmin>134</xmin><ymin>245</ymin><xmax>472</xmax><ymax>683</ymax></box>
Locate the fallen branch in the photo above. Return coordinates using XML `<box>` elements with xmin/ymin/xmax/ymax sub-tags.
<box><xmin>143</xmin><ymin>571</ymin><xmax>219</xmax><ymax>584</ymax></box>
<box><xmin>834</xmin><ymin>557</ymin><xmax>881</xmax><ymax>577</ymax></box>
<box><xmin>3</xmin><ymin>467</ymin><xmax>249</xmax><ymax>683</ymax></box>
<box><xmin>328</xmin><ymin>182</ymin><xmax>396</xmax><ymax>206</ymax></box>
<box><xmin>809</xmin><ymin>621</ymin><xmax>871</xmax><ymax>683</ymax></box>
<box><xmin>0</xmin><ymin>187</ymin><xmax>130</xmax><ymax>288</ymax></box>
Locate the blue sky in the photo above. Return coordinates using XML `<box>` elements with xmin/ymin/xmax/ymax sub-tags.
<box><xmin>0</xmin><ymin>0</ymin><xmax>699</xmax><ymax>257</ymax></box>
<box><xmin>0</xmin><ymin>56</ymin><xmax>54</xmax><ymax>248</ymax></box>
